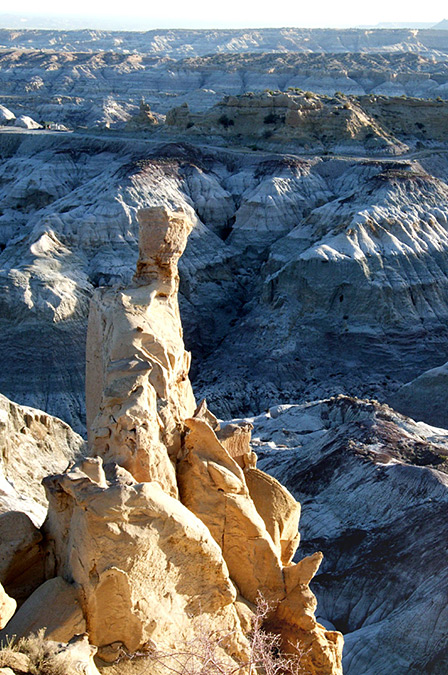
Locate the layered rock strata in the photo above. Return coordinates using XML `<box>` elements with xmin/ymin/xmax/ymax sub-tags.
<box><xmin>6</xmin><ymin>205</ymin><xmax>343</xmax><ymax>674</ymax></box>
<box><xmin>166</xmin><ymin>91</ymin><xmax>407</xmax><ymax>155</ymax></box>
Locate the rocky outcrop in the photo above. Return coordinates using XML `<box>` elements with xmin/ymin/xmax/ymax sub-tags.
<box><xmin>125</xmin><ymin>100</ymin><xmax>159</xmax><ymax>131</ymax></box>
<box><xmin>0</xmin><ymin>105</ymin><xmax>15</xmax><ymax>125</ymax></box>
<box><xmin>13</xmin><ymin>116</ymin><xmax>42</xmax><ymax>130</ymax></box>
<box><xmin>43</xmin><ymin>458</ymin><xmax>246</xmax><ymax>663</ymax></box>
<box><xmin>1</xmin><ymin>577</ymin><xmax>86</xmax><ymax>643</ymax></box>
<box><xmin>247</xmin><ymin>396</ymin><xmax>448</xmax><ymax>674</ymax></box>
<box><xmin>0</xmin><ymin>393</ymin><xmax>84</xmax><ymax>524</ymax></box>
<box><xmin>86</xmin><ymin>206</ymin><xmax>196</xmax><ymax>496</ymax></box>
<box><xmin>11</xmin><ymin>205</ymin><xmax>343</xmax><ymax>674</ymax></box>
<box><xmin>167</xmin><ymin>91</ymin><xmax>407</xmax><ymax>155</ymax></box>
<box><xmin>178</xmin><ymin>414</ymin><xmax>343</xmax><ymax>674</ymax></box>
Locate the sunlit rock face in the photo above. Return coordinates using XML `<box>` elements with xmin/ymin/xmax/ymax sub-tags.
<box><xmin>17</xmin><ymin>205</ymin><xmax>343</xmax><ymax>674</ymax></box>
<box><xmin>167</xmin><ymin>91</ymin><xmax>409</xmax><ymax>156</ymax></box>
<box><xmin>86</xmin><ymin>206</ymin><xmax>197</xmax><ymax>497</ymax></box>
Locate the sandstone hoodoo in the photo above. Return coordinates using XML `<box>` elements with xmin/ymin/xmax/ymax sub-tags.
<box><xmin>86</xmin><ymin>206</ymin><xmax>196</xmax><ymax>497</ymax></box>
<box><xmin>3</xmin><ymin>21</ymin><xmax>448</xmax><ymax>675</ymax></box>
<box><xmin>1</xmin><ymin>205</ymin><xmax>343</xmax><ymax>674</ymax></box>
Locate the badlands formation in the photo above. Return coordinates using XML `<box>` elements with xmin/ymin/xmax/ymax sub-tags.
<box><xmin>2</xmin><ymin>23</ymin><xmax>448</xmax><ymax>675</ymax></box>
<box><xmin>0</xmin><ymin>206</ymin><xmax>343</xmax><ymax>675</ymax></box>
<box><xmin>2</xmin><ymin>131</ymin><xmax>448</xmax><ymax>431</ymax></box>
<box><xmin>1</xmin><ymin>30</ymin><xmax>448</xmax><ymax>126</ymax></box>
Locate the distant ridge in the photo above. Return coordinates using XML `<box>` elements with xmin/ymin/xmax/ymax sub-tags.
<box><xmin>432</xmin><ymin>19</ymin><xmax>448</xmax><ymax>29</ymax></box>
<box><xmin>360</xmin><ymin>21</ymin><xmax>435</xmax><ymax>28</ymax></box>
<box><xmin>0</xmin><ymin>13</ymin><xmax>446</xmax><ymax>32</ymax></box>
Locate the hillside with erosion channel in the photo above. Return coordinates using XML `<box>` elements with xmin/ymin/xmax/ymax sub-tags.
<box><xmin>1</xmin><ymin>25</ymin><xmax>448</xmax><ymax>675</ymax></box>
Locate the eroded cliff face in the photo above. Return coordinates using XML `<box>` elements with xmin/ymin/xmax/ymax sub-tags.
<box><xmin>1</xmin><ymin>205</ymin><xmax>343</xmax><ymax>674</ymax></box>
<box><xmin>0</xmin><ymin>392</ymin><xmax>84</xmax><ymax>524</ymax></box>
<box><xmin>3</xmin><ymin>34</ymin><xmax>448</xmax><ymax>127</ymax></box>
<box><xmin>167</xmin><ymin>91</ymin><xmax>407</xmax><ymax>155</ymax></box>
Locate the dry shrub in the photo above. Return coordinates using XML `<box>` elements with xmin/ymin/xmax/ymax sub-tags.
<box><xmin>0</xmin><ymin>599</ymin><xmax>308</xmax><ymax>675</ymax></box>
<box><xmin>133</xmin><ymin>595</ymin><xmax>308</xmax><ymax>675</ymax></box>
<box><xmin>0</xmin><ymin>629</ymin><xmax>72</xmax><ymax>675</ymax></box>
<box><xmin>247</xmin><ymin>596</ymin><xmax>308</xmax><ymax>675</ymax></box>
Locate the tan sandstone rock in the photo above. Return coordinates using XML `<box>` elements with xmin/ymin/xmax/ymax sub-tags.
<box><xmin>126</xmin><ymin>99</ymin><xmax>159</xmax><ymax>131</ymax></box>
<box><xmin>244</xmin><ymin>468</ymin><xmax>300</xmax><ymax>566</ymax></box>
<box><xmin>193</xmin><ymin>399</ymin><xmax>256</xmax><ymax>469</ymax></box>
<box><xmin>43</xmin><ymin>204</ymin><xmax>342</xmax><ymax>675</ymax></box>
<box><xmin>43</xmin><ymin>457</ymin><xmax>248</xmax><ymax>663</ymax></box>
<box><xmin>178</xmin><ymin>416</ymin><xmax>285</xmax><ymax>604</ymax></box>
<box><xmin>167</xmin><ymin>90</ymin><xmax>405</xmax><ymax>154</ymax></box>
<box><xmin>0</xmin><ymin>576</ymin><xmax>85</xmax><ymax>643</ymax></box>
<box><xmin>86</xmin><ymin>206</ymin><xmax>196</xmax><ymax>497</ymax></box>
<box><xmin>217</xmin><ymin>422</ymin><xmax>256</xmax><ymax>469</ymax></box>
<box><xmin>178</xmin><ymin>414</ymin><xmax>343</xmax><ymax>675</ymax></box>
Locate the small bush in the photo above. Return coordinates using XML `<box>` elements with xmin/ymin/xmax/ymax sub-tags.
<box><xmin>263</xmin><ymin>113</ymin><xmax>285</xmax><ymax>125</ymax></box>
<box><xmin>218</xmin><ymin>114</ymin><xmax>234</xmax><ymax>129</ymax></box>
<box><xmin>0</xmin><ymin>601</ymin><xmax>308</xmax><ymax>675</ymax></box>
<box><xmin>264</xmin><ymin>112</ymin><xmax>279</xmax><ymax>124</ymax></box>
<box><xmin>1</xmin><ymin>630</ymin><xmax>70</xmax><ymax>675</ymax></box>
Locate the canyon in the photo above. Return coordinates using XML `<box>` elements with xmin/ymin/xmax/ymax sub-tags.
<box><xmin>1</xmin><ymin>24</ymin><xmax>448</xmax><ymax>675</ymax></box>
<box><xmin>2</xmin><ymin>130</ymin><xmax>448</xmax><ymax>432</ymax></box>
<box><xmin>0</xmin><ymin>206</ymin><xmax>343</xmax><ymax>675</ymax></box>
